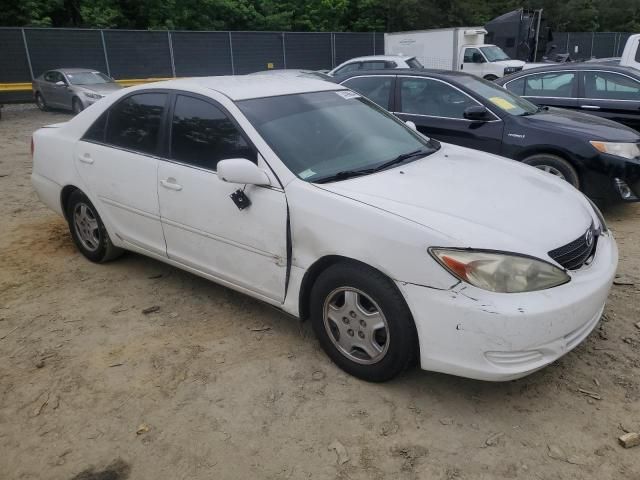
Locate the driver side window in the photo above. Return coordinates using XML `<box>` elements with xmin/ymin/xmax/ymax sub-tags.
<box><xmin>464</xmin><ymin>48</ymin><xmax>482</xmax><ymax>63</ymax></box>
<box><xmin>399</xmin><ymin>77</ymin><xmax>480</xmax><ymax>119</ymax></box>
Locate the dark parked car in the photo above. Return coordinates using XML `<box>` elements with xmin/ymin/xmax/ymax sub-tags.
<box><xmin>496</xmin><ymin>64</ymin><xmax>640</xmax><ymax>131</ymax></box>
<box><xmin>334</xmin><ymin>69</ymin><xmax>640</xmax><ymax>203</ymax></box>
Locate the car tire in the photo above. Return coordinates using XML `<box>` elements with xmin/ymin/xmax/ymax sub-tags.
<box><xmin>66</xmin><ymin>190</ymin><xmax>123</xmax><ymax>263</ymax></box>
<box><xmin>35</xmin><ymin>92</ymin><xmax>48</xmax><ymax>111</ymax></box>
<box><xmin>483</xmin><ymin>75</ymin><xmax>498</xmax><ymax>81</ymax></box>
<box><xmin>522</xmin><ymin>154</ymin><xmax>580</xmax><ymax>188</ymax></box>
<box><xmin>310</xmin><ymin>262</ymin><xmax>418</xmax><ymax>382</ymax></box>
<box><xmin>72</xmin><ymin>97</ymin><xmax>84</xmax><ymax>114</ymax></box>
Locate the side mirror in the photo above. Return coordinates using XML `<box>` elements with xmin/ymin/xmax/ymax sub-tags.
<box><xmin>463</xmin><ymin>105</ymin><xmax>490</xmax><ymax>122</ymax></box>
<box><xmin>405</xmin><ymin>120</ymin><xmax>417</xmax><ymax>131</ymax></box>
<box><xmin>472</xmin><ymin>52</ymin><xmax>484</xmax><ymax>64</ymax></box>
<box><xmin>55</xmin><ymin>80</ymin><xmax>66</xmax><ymax>87</ymax></box>
<box><xmin>217</xmin><ymin>158</ymin><xmax>271</xmax><ymax>186</ymax></box>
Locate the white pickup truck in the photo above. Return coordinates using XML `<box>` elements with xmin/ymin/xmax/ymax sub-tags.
<box><xmin>385</xmin><ymin>27</ymin><xmax>525</xmax><ymax>80</ymax></box>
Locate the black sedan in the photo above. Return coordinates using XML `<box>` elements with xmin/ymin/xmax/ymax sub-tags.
<box><xmin>495</xmin><ymin>64</ymin><xmax>640</xmax><ymax>132</ymax></box>
<box><xmin>333</xmin><ymin>69</ymin><xmax>640</xmax><ymax>204</ymax></box>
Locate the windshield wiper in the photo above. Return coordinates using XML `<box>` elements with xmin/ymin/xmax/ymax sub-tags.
<box><xmin>370</xmin><ymin>148</ymin><xmax>432</xmax><ymax>172</ymax></box>
<box><xmin>313</xmin><ymin>148</ymin><xmax>431</xmax><ymax>184</ymax></box>
<box><xmin>521</xmin><ymin>105</ymin><xmax>549</xmax><ymax>116</ymax></box>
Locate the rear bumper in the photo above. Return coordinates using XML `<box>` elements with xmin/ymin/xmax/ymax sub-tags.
<box><xmin>398</xmin><ymin>232</ymin><xmax>618</xmax><ymax>381</ymax></box>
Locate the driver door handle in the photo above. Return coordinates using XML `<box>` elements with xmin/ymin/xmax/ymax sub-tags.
<box><xmin>160</xmin><ymin>178</ymin><xmax>183</xmax><ymax>191</ymax></box>
<box><xmin>78</xmin><ymin>153</ymin><xmax>94</xmax><ymax>164</ymax></box>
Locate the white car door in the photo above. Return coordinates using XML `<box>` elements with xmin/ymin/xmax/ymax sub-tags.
<box><xmin>157</xmin><ymin>93</ymin><xmax>288</xmax><ymax>302</ymax></box>
<box><xmin>461</xmin><ymin>47</ymin><xmax>485</xmax><ymax>77</ymax></box>
<box><xmin>75</xmin><ymin>91</ymin><xmax>169</xmax><ymax>257</ymax></box>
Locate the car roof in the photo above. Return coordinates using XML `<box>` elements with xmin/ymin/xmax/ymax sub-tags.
<box><xmin>341</xmin><ymin>55</ymin><xmax>414</xmax><ymax>63</ymax></box>
<box><xmin>332</xmin><ymin>68</ymin><xmax>474</xmax><ymax>82</ymax></box>
<box><xmin>54</xmin><ymin>68</ymin><xmax>104</xmax><ymax>74</ymax></box>
<box><xmin>138</xmin><ymin>75</ymin><xmax>344</xmax><ymax>101</ymax></box>
<box><xmin>495</xmin><ymin>62</ymin><xmax>640</xmax><ymax>82</ymax></box>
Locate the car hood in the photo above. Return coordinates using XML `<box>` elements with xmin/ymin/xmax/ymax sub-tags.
<box><xmin>78</xmin><ymin>83</ymin><xmax>122</xmax><ymax>95</ymax></box>
<box><xmin>316</xmin><ymin>143</ymin><xmax>595</xmax><ymax>258</ymax></box>
<box><xmin>523</xmin><ymin>107</ymin><xmax>640</xmax><ymax>141</ymax></box>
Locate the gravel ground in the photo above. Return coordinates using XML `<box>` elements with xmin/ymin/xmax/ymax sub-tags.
<box><xmin>1</xmin><ymin>105</ymin><xmax>639</xmax><ymax>480</ymax></box>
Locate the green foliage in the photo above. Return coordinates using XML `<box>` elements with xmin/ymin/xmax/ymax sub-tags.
<box><xmin>1</xmin><ymin>0</ymin><xmax>638</xmax><ymax>31</ymax></box>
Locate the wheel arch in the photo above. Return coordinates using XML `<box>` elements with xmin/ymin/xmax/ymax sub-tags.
<box><xmin>298</xmin><ymin>255</ymin><xmax>406</xmax><ymax>322</ymax></box>
<box><xmin>60</xmin><ymin>184</ymin><xmax>80</xmax><ymax>221</ymax></box>
<box><xmin>516</xmin><ymin>147</ymin><xmax>582</xmax><ymax>172</ymax></box>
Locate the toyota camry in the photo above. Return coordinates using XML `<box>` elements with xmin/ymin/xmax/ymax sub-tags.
<box><xmin>31</xmin><ymin>76</ymin><xmax>617</xmax><ymax>382</ymax></box>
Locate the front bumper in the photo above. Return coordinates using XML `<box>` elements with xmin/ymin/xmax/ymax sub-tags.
<box><xmin>398</xmin><ymin>232</ymin><xmax>618</xmax><ymax>381</ymax></box>
<box><xmin>583</xmin><ymin>153</ymin><xmax>640</xmax><ymax>203</ymax></box>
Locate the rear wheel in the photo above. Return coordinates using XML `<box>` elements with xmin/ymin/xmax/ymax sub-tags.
<box><xmin>66</xmin><ymin>190</ymin><xmax>123</xmax><ymax>263</ymax></box>
<box><xmin>35</xmin><ymin>92</ymin><xmax>48</xmax><ymax>111</ymax></box>
<box><xmin>310</xmin><ymin>262</ymin><xmax>417</xmax><ymax>382</ymax></box>
<box><xmin>72</xmin><ymin>97</ymin><xmax>84</xmax><ymax>114</ymax></box>
<box><xmin>523</xmin><ymin>153</ymin><xmax>580</xmax><ymax>188</ymax></box>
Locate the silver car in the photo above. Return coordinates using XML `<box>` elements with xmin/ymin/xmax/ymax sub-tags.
<box><xmin>32</xmin><ymin>68</ymin><xmax>122</xmax><ymax>114</ymax></box>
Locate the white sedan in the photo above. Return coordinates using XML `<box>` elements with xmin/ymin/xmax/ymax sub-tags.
<box><xmin>31</xmin><ymin>76</ymin><xmax>617</xmax><ymax>382</ymax></box>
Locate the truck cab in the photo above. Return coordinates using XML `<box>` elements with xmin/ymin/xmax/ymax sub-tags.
<box><xmin>620</xmin><ymin>34</ymin><xmax>640</xmax><ymax>70</ymax></box>
<box><xmin>460</xmin><ymin>44</ymin><xmax>525</xmax><ymax>80</ymax></box>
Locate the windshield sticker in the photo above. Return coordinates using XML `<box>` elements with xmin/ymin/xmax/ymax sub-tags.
<box><xmin>489</xmin><ymin>97</ymin><xmax>516</xmax><ymax>110</ymax></box>
<box><xmin>299</xmin><ymin>168</ymin><xmax>316</xmax><ymax>179</ymax></box>
<box><xmin>336</xmin><ymin>90</ymin><xmax>361</xmax><ymax>100</ymax></box>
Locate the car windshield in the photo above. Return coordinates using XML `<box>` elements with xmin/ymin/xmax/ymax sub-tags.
<box><xmin>480</xmin><ymin>46</ymin><xmax>511</xmax><ymax>62</ymax></box>
<box><xmin>237</xmin><ymin>90</ymin><xmax>437</xmax><ymax>182</ymax></box>
<box><xmin>406</xmin><ymin>57</ymin><xmax>424</xmax><ymax>69</ymax></box>
<box><xmin>455</xmin><ymin>75</ymin><xmax>539</xmax><ymax>116</ymax></box>
<box><xmin>66</xmin><ymin>71</ymin><xmax>113</xmax><ymax>85</ymax></box>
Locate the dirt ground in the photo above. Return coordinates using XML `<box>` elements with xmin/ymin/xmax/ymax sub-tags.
<box><xmin>1</xmin><ymin>104</ymin><xmax>639</xmax><ymax>480</ymax></box>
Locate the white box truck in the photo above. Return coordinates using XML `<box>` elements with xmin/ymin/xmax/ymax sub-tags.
<box><xmin>385</xmin><ymin>27</ymin><xmax>525</xmax><ymax>80</ymax></box>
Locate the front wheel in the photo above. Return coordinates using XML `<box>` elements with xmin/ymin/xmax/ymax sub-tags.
<box><xmin>35</xmin><ymin>92</ymin><xmax>48</xmax><ymax>111</ymax></box>
<box><xmin>310</xmin><ymin>262</ymin><xmax>418</xmax><ymax>382</ymax></box>
<box><xmin>66</xmin><ymin>190</ymin><xmax>123</xmax><ymax>263</ymax></box>
<box><xmin>523</xmin><ymin>154</ymin><xmax>580</xmax><ymax>188</ymax></box>
<box><xmin>72</xmin><ymin>97</ymin><xmax>84</xmax><ymax>114</ymax></box>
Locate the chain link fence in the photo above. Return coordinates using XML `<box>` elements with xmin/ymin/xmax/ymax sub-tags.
<box><xmin>552</xmin><ymin>31</ymin><xmax>632</xmax><ymax>61</ymax></box>
<box><xmin>0</xmin><ymin>27</ymin><xmax>385</xmax><ymax>102</ymax></box>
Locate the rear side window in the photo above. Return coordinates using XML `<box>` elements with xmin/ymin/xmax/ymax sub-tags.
<box><xmin>342</xmin><ymin>76</ymin><xmax>393</xmax><ymax>109</ymax></box>
<box><xmin>170</xmin><ymin>95</ymin><xmax>255</xmax><ymax>171</ymax></box>
<box><xmin>334</xmin><ymin>63</ymin><xmax>361</xmax><ymax>75</ymax></box>
<box><xmin>361</xmin><ymin>61</ymin><xmax>388</xmax><ymax>70</ymax></box>
<box><xmin>504</xmin><ymin>77</ymin><xmax>525</xmax><ymax>96</ymax></box>
<box><xmin>406</xmin><ymin>58</ymin><xmax>423</xmax><ymax>69</ymax></box>
<box><xmin>523</xmin><ymin>72</ymin><xmax>576</xmax><ymax>98</ymax></box>
<box><xmin>583</xmin><ymin>71</ymin><xmax>640</xmax><ymax>101</ymax></box>
<box><xmin>105</xmin><ymin>93</ymin><xmax>167</xmax><ymax>155</ymax></box>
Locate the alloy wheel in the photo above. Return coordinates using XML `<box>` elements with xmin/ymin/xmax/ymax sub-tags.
<box><xmin>73</xmin><ymin>203</ymin><xmax>100</xmax><ymax>252</ymax></box>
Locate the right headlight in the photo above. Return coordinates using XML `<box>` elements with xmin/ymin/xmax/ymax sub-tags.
<box><xmin>589</xmin><ymin>141</ymin><xmax>640</xmax><ymax>160</ymax></box>
<box><xmin>429</xmin><ymin>248</ymin><xmax>570</xmax><ymax>293</ymax></box>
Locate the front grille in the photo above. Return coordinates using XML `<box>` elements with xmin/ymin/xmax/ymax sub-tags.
<box><xmin>548</xmin><ymin>224</ymin><xmax>598</xmax><ymax>270</ymax></box>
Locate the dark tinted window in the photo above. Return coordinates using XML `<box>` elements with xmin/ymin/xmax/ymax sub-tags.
<box><xmin>583</xmin><ymin>71</ymin><xmax>640</xmax><ymax>101</ymax></box>
<box><xmin>464</xmin><ymin>48</ymin><xmax>481</xmax><ymax>63</ymax></box>
<box><xmin>105</xmin><ymin>93</ymin><xmax>167</xmax><ymax>155</ymax></box>
<box><xmin>334</xmin><ymin>63</ymin><xmax>361</xmax><ymax>75</ymax></box>
<box><xmin>523</xmin><ymin>72</ymin><xmax>575</xmax><ymax>98</ymax></box>
<box><xmin>83</xmin><ymin>113</ymin><xmax>107</xmax><ymax>142</ymax></box>
<box><xmin>400</xmin><ymin>77</ymin><xmax>479</xmax><ymax>119</ymax></box>
<box><xmin>361</xmin><ymin>61</ymin><xmax>388</xmax><ymax>70</ymax></box>
<box><xmin>44</xmin><ymin>71</ymin><xmax>56</xmax><ymax>82</ymax></box>
<box><xmin>342</xmin><ymin>76</ymin><xmax>393</xmax><ymax>109</ymax></box>
<box><xmin>504</xmin><ymin>77</ymin><xmax>525</xmax><ymax>95</ymax></box>
<box><xmin>170</xmin><ymin>95</ymin><xmax>254</xmax><ymax>171</ymax></box>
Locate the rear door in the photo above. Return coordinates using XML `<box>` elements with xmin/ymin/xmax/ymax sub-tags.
<box><xmin>518</xmin><ymin>71</ymin><xmax>579</xmax><ymax>110</ymax></box>
<box><xmin>393</xmin><ymin>75</ymin><xmax>504</xmax><ymax>154</ymax></box>
<box><xmin>75</xmin><ymin>91</ymin><xmax>168</xmax><ymax>257</ymax></box>
<box><xmin>579</xmin><ymin>70</ymin><xmax>640</xmax><ymax>130</ymax></box>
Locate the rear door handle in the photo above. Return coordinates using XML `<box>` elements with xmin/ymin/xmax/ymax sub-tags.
<box><xmin>78</xmin><ymin>153</ymin><xmax>94</xmax><ymax>164</ymax></box>
<box><xmin>160</xmin><ymin>178</ymin><xmax>182</xmax><ymax>191</ymax></box>
<box><xmin>581</xmin><ymin>105</ymin><xmax>601</xmax><ymax>110</ymax></box>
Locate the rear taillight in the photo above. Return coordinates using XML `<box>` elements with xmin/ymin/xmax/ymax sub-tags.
<box><xmin>30</xmin><ymin>137</ymin><xmax>34</xmax><ymax>157</ymax></box>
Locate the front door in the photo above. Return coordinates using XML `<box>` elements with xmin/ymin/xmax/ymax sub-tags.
<box><xmin>520</xmin><ymin>71</ymin><xmax>579</xmax><ymax>110</ymax></box>
<box><xmin>394</xmin><ymin>76</ymin><xmax>504</xmax><ymax>154</ymax></box>
<box><xmin>75</xmin><ymin>91</ymin><xmax>169</xmax><ymax>256</ymax></box>
<box><xmin>579</xmin><ymin>70</ymin><xmax>640</xmax><ymax>130</ymax></box>
<box><xmin>157</xmin><ymin>93</ymin><xmax>288</xmax><ymax>302</ymax></box>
